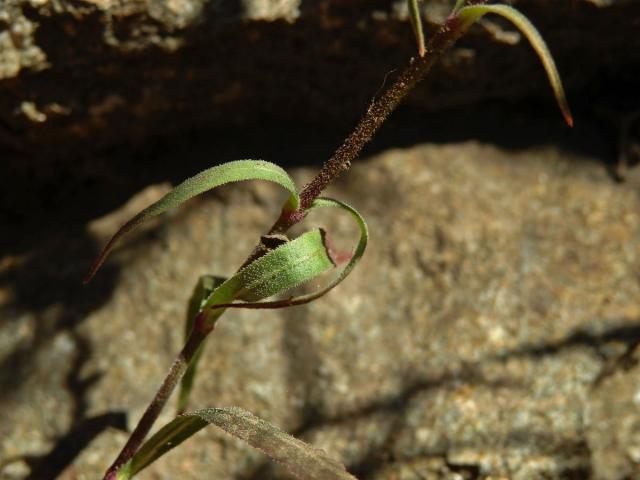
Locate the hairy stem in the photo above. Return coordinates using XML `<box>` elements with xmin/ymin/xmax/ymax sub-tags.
<box><xmin>270</xmin><ymin>12</ymin><xmax>476</xmax><ymax>233</ymax></box>
<box><xmin>104</xmin><ymin>6</ymin><xmax>486</xmax><ymax>477</ymax></box>
<box><xmin>104</xmin><ymin>314</ymin><xmax>213</xmax><ymax>479</ymax></box>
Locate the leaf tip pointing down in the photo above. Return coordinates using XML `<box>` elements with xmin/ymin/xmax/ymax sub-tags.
<box><xmin>562</xmin><ymin>106</ymin><xmax>574</xmax><ymax>128</ymax></box>
<box><xmin>458</xmin><ymin>4</ymin><xmax>574</xmax><ymax>128</ymax></box>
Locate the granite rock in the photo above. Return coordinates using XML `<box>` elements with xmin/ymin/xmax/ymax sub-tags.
<box><xmin>1</xmin><ymin>139</ymin><xmax>639</xmax><ymax>479</ymax></box>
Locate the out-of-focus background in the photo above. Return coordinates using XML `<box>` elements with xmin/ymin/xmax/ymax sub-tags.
<box><xmin>1</xmin><ymin>1</ymin><xmax>640</xmax><ymax>478</ymax></box>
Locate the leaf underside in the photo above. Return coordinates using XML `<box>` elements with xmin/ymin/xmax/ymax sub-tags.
<box><xmin>200</xmin><ymin>228</ymin><xmax>336</xmax><ymax>314</ymax></box>
<box><xmin>118</xmin><ymin>407</ymin><xmax>357</xmax><ymax>480</ymax></box>
<box><xmin>211</xmin><ymin>197</ymin><xmax>369</xmax><ymax>310</ymax></box>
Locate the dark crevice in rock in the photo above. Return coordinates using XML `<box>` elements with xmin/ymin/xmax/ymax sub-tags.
<box><xmin>1</xmin><ymin>0</ymin><xmax>639</xmax><ymax>157</ymax></box>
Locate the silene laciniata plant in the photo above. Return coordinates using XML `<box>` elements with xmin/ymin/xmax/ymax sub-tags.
<box><xmin>84</xmin><ymin>1</ymin><xmax>573</xmax><ymax>479</ymax></box>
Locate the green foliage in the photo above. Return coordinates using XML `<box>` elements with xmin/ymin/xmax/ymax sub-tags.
<box><xmin>212</xmin><ymin>197</ymin><xmax>369</xmax><ymax>311</ymax></box>
<box><xmin>117</xmin><ymin>407</ymin><xmax>356</xmax><ymax>480</ymax></box>
<box><xmin>93</xmin><ymin>160</ymin><xmax>368</xmax><ymax>479</ymax></box>
<box><xmin>176</xmin><ymin>197</ymin><xmax>369</xmax><ymax>414</ymax></box>
<box><xmin>84</xmin><ymin>160</ymin><xmax>300</xmax><ymax>283</ymax></box>
<box><xmin>202</xmin><ymin>228</ymin><xmax>335</xmax><ymax>309</ymax></box>
<box><xmin>408</xmin><ymin>1</ymin><xmax>572</xmax><ymax>126</ymax></box>
<box><xmin>457</xmin><ymin>3</ymin><xmax>573</xmax><ymax>126</ymax></box>
<box><xmin>177</xmin><ymin>275</ymin><xmax>224</xmax><ymax>415</ymax></box>
<box><xmin>452</xmin><ymin>0</ymin><xmax>466</xmax><ymax>14</ymax></box>
<box><xmin>92</xmin><ymin>2</ymin><xmax>573</xmax><ymax>478</ymax></box>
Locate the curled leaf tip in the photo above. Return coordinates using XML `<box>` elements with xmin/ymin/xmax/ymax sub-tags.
<box><xmin>83</xmin><ymin>264</ymin><xmax>99</xmax><ymax>285</ymax></box>
<box><xmin>210</xmin><ymin>197</ymin><xmax>368</xmax><ymax>311</ymax></box>
<box><xmin>563</xmin><ymin>109</ymin><xmax>574</xmax><ymax>128</ymax></box>
<box><xmin>83</xmin><ymin>218</ymin><xmax>139</xmax><ymax>283</ymax></box>
<box><xmin>83</xmin><ymin>242</ymin><xmax>114</xmax><ymax>284</ymax></box>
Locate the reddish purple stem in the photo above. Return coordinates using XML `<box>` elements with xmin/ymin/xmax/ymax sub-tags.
<box><xmin>270</xmin><ymin>14</ymin><xmax>469</xmax><ymax>233</ymax></box>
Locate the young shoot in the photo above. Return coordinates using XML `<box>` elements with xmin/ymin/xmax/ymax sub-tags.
<box><xmin>87</xmin><ymin>1</ymin><xmax>572</xmax><ymax>478</ymax></box>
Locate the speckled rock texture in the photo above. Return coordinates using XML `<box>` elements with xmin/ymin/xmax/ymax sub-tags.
<box><xmin>2</xmin><ymin>0</ymin><xmax>640</xmax><ymax>478</ymax></box>
<box><xmin>1</xmin><ymin>136</ymin><xmax>639</xmax><ymax>479</ymax></box>
<box><xmin>1</xmin><ymin>0</ymin><xmax>639</xmax><ymax>155</ymax></box>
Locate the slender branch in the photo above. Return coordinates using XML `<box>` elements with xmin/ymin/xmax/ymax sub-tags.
<box><xmin>103</xmin><ymin>5</ymin><xmax>488</xmax><ymax>477</ymax></box>
<box><xmin>299</xmin><ymin>17</ymin><xmax>465</xmax><ymax>208</ymax></box>
<box><xmin>270</xmin><ymin>13</ymin><xmax>474</xmax><ymax>233</ymax></box>
<box><xmin>104</xmin><ymin>314</ymin><xmax>213</xmax><ymax>479</ymax></box>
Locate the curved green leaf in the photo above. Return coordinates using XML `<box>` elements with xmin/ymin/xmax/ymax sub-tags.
<box><xmin>457</xmin><ymin>4</ymin><xmax>573</xmax><ymax>127</ymax></box>
<box><xmin>84</xmin><ymin>160</ymin><xmax>300</xmax><ymax>283</ymax></box>
<box><xmin>201</xmin><ymin>228</ymin><xmax>336</xmax><ymax>318</ymax></box>
<box><xmin>212</xmin><ymin>197</ymin><xmax>368</xmax><ymax>310</ymax></box>
<box><xmin>177</xmin><ymin>229</ymin><xmax>337</xmax><ymax>411</ymax></box>
<box><xmin>174</xmin><ymin>201</ymin><xmax>365</xmax><ymax>421</ymax></box>
<box><xmin>117</xmin><ymin>407</ymin><xmax>356</xmax><ymax>480</ymax></box>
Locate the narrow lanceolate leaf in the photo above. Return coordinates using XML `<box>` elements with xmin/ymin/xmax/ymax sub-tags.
<box><xmin>408</xmin><ymin>0</ymin><xmax>426</xmax><ymax>56</ymax></box>
<box><xmin>118</xmin><ymin>407</ymin><xmax>356</xmax><ymax>480</ymax></box>
<box><xmin>213</xmin><ymin>197</ymin><xmax>368</xmax><ymax>310</ymax></box>
<box><xmin>177</xmin><ymin>275</ymin><xmax>226</xmax><ymax>415</ymax></box>
<box><xmin>457</xmin><ymin>4</ymin><xmax>573</xmax><ymax>127</ymax></box>
<box><xmin>84</xmin><ymin>160</ymin><xmax>300</xmax><ymax>283</ymax></box>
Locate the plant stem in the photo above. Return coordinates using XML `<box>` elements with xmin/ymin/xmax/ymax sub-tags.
<box><xmin>105</xmin><ymin>6</ymin><xmax>486</xmax><ymax>476</ymax></box>
<box><xmin>271</xmin><ymin>12</ymin><xmax>477</xmax><ymax>233</ymax></box>
<box><xmin>104</xmin><ymin>315</ymin><xmax>212</xmax><ymax>479</ymax></box>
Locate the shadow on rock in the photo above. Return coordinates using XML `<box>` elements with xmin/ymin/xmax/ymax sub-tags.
<box><xmin>493</xmin><ymin>319</ymin><xmax>640</xmax><ymax>386</ymax></box>
<box><xmin>0</xmin><ymin>227</ymin><xmax>118</xmax><ymax>399</ymax></box>
<box><xmin>243</xmin><ymin>362</ymin><xmax>522</xmax><ymax>480</ymax></box>
<box><xmin>0</xmin><ymin>226</ymin><xmax>121</xmax><ymax>477</ymax></box>
<box><xmin>16</xmin><ymin>412</ymin><xmax>128</xmax><ymax>480</ymax></box>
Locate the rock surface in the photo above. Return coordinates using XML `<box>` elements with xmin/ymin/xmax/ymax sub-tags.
<box><xmin>1</xmin><ymin>0</ymin><xmax>639</xmax><ymax>154</ymax></box>
<box><xmin>2</xmin><ymin>0</ymin><xmax>640</xmax><ymax>478</ymax></box>
<box><xmin>1</xmin><ymin>138</ymin><xmax>640</xmax><ymax>479</ymax></box>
